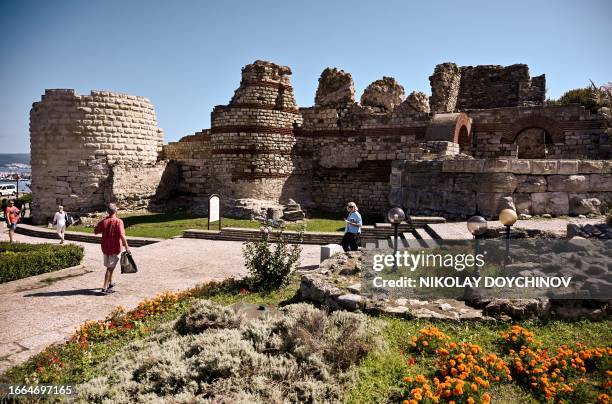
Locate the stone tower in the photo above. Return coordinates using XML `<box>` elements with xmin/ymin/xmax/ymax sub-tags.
<box><xmin>30</xmin><ymin>90</ymin><xmax>163</xmax><ymax>223</ymax></box>
<box><xmin>209</xmin><ymin>60</ymin><xmax>303</xmax><ymax>205</ymax></box>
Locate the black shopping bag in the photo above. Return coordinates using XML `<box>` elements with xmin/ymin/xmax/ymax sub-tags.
<box><xmin>120</xmin><ymin>252</ymin><xmax>138</xmax><ymax>274</ymax></box>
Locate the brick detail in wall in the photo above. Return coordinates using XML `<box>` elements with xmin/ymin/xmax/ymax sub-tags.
<box><xmin>210</xmin><ymin>126</ymin><xmax>296</xmax><ymax>135</ymax></box>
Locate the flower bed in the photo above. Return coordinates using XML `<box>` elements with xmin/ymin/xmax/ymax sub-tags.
<box><xmin>0</xmin><ymin>242</ymin><xmax>84</xmax><ymax>283</ymax></box>
<box><xmin>400</xmin><ymin>325</ymin><xmax>612</xmax><ymax>403</ymax></box>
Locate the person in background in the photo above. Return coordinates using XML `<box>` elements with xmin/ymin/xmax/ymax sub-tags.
<box><xmin>53</xmin><ymin>205</ymin><xmax>66</xmax><ymax>244</ymax></box>
<box><xmin>4</xmin><ymin>200</ymin><xmax>20</xmax><ymax>243</ymax></box>
<box><xmin>341</xmin><ymin>201</ymin><xmax>362</xmax><ymax>252</ymax></box>
<box><xmin>94</xmin><ymin>203</ymin><xmax>130</xmax><ymax>295</ymax></box>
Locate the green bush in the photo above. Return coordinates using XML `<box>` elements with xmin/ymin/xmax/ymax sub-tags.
<box><xmin>18</xmin><ymin>193</ymin><xmax>32</xmax><ymax>204</ymax></box>
<box><xmin>243</xmin><ymin>227</ymin><xmax>302</xmax><ymax>292</ymax></box>
<box><xmin>550</xmin><ymin>84</ymin><xmax>611</xmax><ymax>113</ymax></box>
<box><xmin>0</xmin><ymin>242</ymin><xmax>84</xmax><ymax>283</ymax></box>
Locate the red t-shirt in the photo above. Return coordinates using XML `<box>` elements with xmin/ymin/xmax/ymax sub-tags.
<box><xmin>94</xmin><ymin>215</ymin><xmax>125</xmax><ymax>255</ymax></box>
<box><xmin>5</xmin><ymin>206</ymin><xmax>20</xmax><ymax>224</ymax></box>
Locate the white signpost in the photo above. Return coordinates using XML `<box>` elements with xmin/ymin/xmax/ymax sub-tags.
<box><xmin>208</xmin><ymin>194</ymin><xmax>221</xmax><ymax>230</ymax></box>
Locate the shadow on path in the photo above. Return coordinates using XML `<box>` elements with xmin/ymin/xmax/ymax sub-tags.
<box><xmin>24</xmin><ymin>288</ymin><xmax>102</xmax><ymax>297</ymax></box>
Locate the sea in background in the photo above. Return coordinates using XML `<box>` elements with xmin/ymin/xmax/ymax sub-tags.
<box><xmin>0</xmin><ymin>153</ymin><xmax>32</xmax><ymax>192</ymax></box>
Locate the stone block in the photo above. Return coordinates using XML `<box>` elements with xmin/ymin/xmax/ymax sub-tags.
<box><xmin>442</xmin><ymin>160</ymin><xmax>464</xmax><ymax>172</ymax></box>
<box><xmin>463</xmin><ymin>159</ymin><xmax>485</xmax><ymax>173</ymax></box>
<box><xmin>531</xmin><ymin>192</ymin><xmax>569</xmax><ymax>215</ymax></box>
<box><xmin>558</xmin><ymin>160</ymin><xmax>579</xmax><ymax>175</ymax></box>
<box><xmin>454</xmin><ymin>173</ymin><xmax>476</xmax><ymax>192</ymax></box>
<box><xmin>513</xmin><ymin>193</ymin><xmax>532</xmax><ymax>214</ymax></box>
<box><xmin>516</xmin><ymin>175</ymin><xmax>547</xmax><ymax>193</ymax></box>
<box><xmin>530</xmin><ymin>160</ymin><xmax>558</xmax><ymax>175</ymax></box>
<box><xmin>588</xmin><ymin>174</ymin><xmax>612</xmax><ymax>192</ymax></box>
<box><xmin>320</xmin><ymin>244</ymin><xmax>345</xmax><ymax>262</ymax></box>
<box><xmin>577</xmin><ymin>160</ymin><xmax>604</xmax><ymax>173</ymax></box>
<box><xmin>446</xmin><ymin>192</ymin><xmax>476</xmax><ymax>215</ymax></box>
<box><xmin>508</xmin><ymin>159</ymin><xmax>531</xmax><ymax>174</ymax></box>
<box><xmin>475</xmin><ymin>193</ymin><xmax>506</xmax><ymax>217</ymax></box>
<box><xmin>547</xmin><ymin>175</ymin><xmax>590</xmax><ymax>192</ymax></box>
<box><xmin>475</xmin><ymin>172</ymin><xmax>518</xmax><ymax>193</ymax></box>
<box><xmin>483</xmin><ymin>159</ymin><xmax>509</xmax><ymax>172</ymax></box>
<box><xmin>569</xmin><ymin>194</ymin><xmax>602</xmax><ymax>215</ymax></box>
<box><xmin>417</xmin><ymin>190</ymin><xmax>446</xmax><ymax>211</ymax></box>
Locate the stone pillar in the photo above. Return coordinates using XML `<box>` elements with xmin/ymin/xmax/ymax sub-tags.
<box><xmin>209</xmin><ymin>60</ymin><xmax>303</xmax><ymax>203</ymax></box>
<box><xmin>30</xmin><ymin>90</ymin><xmax>163</xmax><ymax>223</ymax></box>
<box><xmin>429</xmin><ymin>63</ymin><xmax>461</xmax><ymax>113</ymax></box>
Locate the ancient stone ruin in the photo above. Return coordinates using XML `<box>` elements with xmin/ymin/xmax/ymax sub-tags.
<box><xmin>29</xmin><ymin>60</ymin><xmax>612</xmax><ymax>223</ymax></box>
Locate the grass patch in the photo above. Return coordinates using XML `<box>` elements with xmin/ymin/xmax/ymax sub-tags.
<box><xmin>0</xmin><ymin>242</ymin><xmax>84</xmax><ymax>283</ymax></box>
<box><xmin>44</xmin><ymin>209</ymin><xmax>384</xmax><ymax>239</ymax></box>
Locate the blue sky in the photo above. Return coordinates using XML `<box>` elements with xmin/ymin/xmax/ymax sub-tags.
<box><xmin>1</xmin><ymin>0</ymin><xmax>611</xmax><ymax>153</ymax></box>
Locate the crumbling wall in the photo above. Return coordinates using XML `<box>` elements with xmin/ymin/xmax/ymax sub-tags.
<box><xmin>109</xmin><ymin>162</ymin><xmax>177</xmax><ymax>209</ymax></box>
<box><xmin>162</xmin><ymin>130</ymin><xmax>213</xmax><ymax>203</ymax></box>
<box><xmin>429</xmin><ymin>63</ymin><xmax>546</xmax><ymax>112</ymax></box>
<box><xmin>469</xmin><ymin>105</ymin><xmax>611</xmax><ymax>159</ymax></box>
<box><xmin>391</xmin><ymin>158</ymin><xmax>612</xmax><ymax>218</ymax></box>
<box><xmin>30</xmin><ymin>90</ymin><xmax>164</xmax><ymax>223</ymax></box>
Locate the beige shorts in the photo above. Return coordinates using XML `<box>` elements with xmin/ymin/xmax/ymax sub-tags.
<box><xmin>103</xmin><ymin>254</ymin><xmax>121</xmax><ymax>269</ymax></box>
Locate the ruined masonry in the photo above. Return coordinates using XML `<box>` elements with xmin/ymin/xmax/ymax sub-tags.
<box><xmin>30</xmin><ymin>61</ymin><xmax>612</xmax><ymax>223</ymax></box>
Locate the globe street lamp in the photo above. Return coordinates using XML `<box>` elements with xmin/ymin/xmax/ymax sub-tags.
<box><xmin>499</xmin><ymin>208</ymin><xmax>518</xmax><ymax>267</ymax></box>
<box><xmin>467</xmin><ymin>215</ymin><xmax>487</xmax><ymax>239</ymax></box>
<box><xmin>387</xmin><ymin>207</ymin><xmax>406</xmax><ymax>271</ymax></box>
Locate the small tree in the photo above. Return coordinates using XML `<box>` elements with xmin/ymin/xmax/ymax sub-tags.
<box><xmin>243</xmin><ymin>226</ymin><xmax>302</xmax><ymax>292</ymax></box>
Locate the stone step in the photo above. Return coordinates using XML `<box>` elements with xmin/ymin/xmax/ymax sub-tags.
<box><xmin>183</xmin><ymin>229</ymin><xmax>342</xmax><ymax>245</ymax></box>
<box><xmin>414</xmin><ymin>228</ymin><xmax>439</xmax><ymax>249</ymax></box>
<box><xmin>409</xmin><ymin>216</ymin><xmax>446</xmax><ymax>225</ymax></box>
<box><xmin>377</xmin><ymin>239</ymin><xmax>391</xmax><ymax>249</ymax></box>
<box><xmin>389</xmin><ymin>234</ymin><xmax>408</xmax><ymax>250</ymax></box>
<box><xmin>402</xmin><ymin>232</ymin><xmax>422</xmax><ymax>249</ymax></box>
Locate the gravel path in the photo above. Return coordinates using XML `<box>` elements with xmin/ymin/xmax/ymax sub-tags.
<box><xmin>0</xmin><ymin>230</ymin><xmax>321</xmax><ymax>373</ymax></box>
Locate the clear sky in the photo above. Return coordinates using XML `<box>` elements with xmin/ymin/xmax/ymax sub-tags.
<box><xmin>1</xmin><ymin>0</ymin><xmax>611</xmax><ymax>153</ymax></box>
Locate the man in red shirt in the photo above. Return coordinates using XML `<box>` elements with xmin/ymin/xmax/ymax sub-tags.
<box><xmin>94</xmin><ymin>203</ymin><xmax>130</xmax><ymax>294</ymax></box>
<box><xmin>4</xmin><ymin>200</ymin><xmax>20</xmax><ymax>243</ymax></box>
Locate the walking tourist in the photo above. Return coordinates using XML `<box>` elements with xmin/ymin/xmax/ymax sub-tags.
<box><xmin>341</xmin><ymin>201</ymin><xmax>362</xmax><ymax>252</ymax></box>
<box><xmin>52</xmin><ymin>205</ymin><xmax>67</xmax><ymax>244</ymax></box>
<box><xmin>4</xmin><ymin>200</ymin><xmax>20</xmax><ymax>243</ymax></box>
<box><xmin>94</xmin><ymin>203</ymin><xmax>130</xmax><ymax>295</ymax></box>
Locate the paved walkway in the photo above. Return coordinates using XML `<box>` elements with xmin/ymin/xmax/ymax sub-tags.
<box><xmin>0</xmin><ymin>231</ymin><xmax>321</xmax><ymax>373</ymax></box>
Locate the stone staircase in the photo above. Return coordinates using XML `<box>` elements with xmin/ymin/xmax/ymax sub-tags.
<box><xmin>183</xmin><ymin>227</ymin><xmax>343</xmax><ymax>245</ymax></box>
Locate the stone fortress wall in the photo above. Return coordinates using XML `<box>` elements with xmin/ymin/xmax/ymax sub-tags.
<box><xmin>30</xmin><ymin>90</ymin><xmax>166</xmax><ymax>223</ymax></box>
<box><xmin>30</xmin><ymin>60</ymin><xmax>612</xmax><ymax>222</ymax></box>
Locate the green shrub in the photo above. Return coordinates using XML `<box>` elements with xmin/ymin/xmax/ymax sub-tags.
<box><xmin>78</xmin><ymin>301</ymin><xmax>383</xmax><ymax>403</ymax></box>
<box><xmin>0</xmin><ymin>242</ymin><xmax>84</xmax><ymax>283</ymax></box>
<box><xmin>175</xmin><ymin>299</ymin><xmax>242</xmax><ymax>335</ymax></box>
<box><xmin>18</xmin><ymin>193</ymin><xmax>32</xmax><ymax>204</ymax></box>
<box><xmin>243</xmin><ymin>227</ymin><xmax>302</xmax><ymax>292</ymax></box>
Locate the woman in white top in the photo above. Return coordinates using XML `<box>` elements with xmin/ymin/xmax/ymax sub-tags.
<box><xmin>53</xmin><ymin>205</ymin><xmax>67</xmax><ymax>244</ymax></box>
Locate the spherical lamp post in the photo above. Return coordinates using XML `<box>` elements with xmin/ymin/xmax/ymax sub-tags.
<box><xmin>387</xmin><ymin>207</ymin><xmax>406</xmax><ymax>271</ymax></box>
<box><xmin>467</xmin><ymin>216</ymin><xmax>487</xmax><ymax>239</ymax></box>
<box><xmin>499</xmin><ymin>209</ymin><xmax>518</xmax><ymax>267</ymax></box>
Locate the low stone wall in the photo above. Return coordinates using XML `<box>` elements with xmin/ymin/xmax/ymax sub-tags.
<box><xmin>391</xmin><ymin>158</ymin><xmax>612</xmax><ymax>218</ymax></box>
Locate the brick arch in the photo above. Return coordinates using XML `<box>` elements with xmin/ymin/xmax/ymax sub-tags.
<box><xmin>425</xmin><ymin>112</ymin><xmax>473</xmax><ymax>143</ymax></box>
<box><xmin>503</xmin><ymin>115</ymin><xmax>564</xmax><ymax>144</ymax></box>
